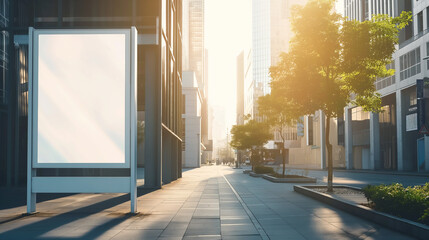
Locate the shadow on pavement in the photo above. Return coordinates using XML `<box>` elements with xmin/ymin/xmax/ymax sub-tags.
<box><xmin>0</xmin><ymin>187</ymin><xmax>157</xmax><ymax>240</ymax></box>
<box><xmin>0</xmin><ymin>187</ymin><xmax>74</xmax><ymax>211</ymax></box>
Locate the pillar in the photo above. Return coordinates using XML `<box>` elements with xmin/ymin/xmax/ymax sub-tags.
<box><xmin>345</xmin><ymin>107</ymin><xmax>353</xmax><ymax>169</ymax></box>
<box><xmin>171</xmin><ymin>136</ymin><xmax>178</xmax><ymax>181</ymax></box>
<box><xmin>370</xmin><ymin>112</ymin><xmax>381</xmax><ymax>169</ymax></box>
<box><xmin>319</xmin><ymin>110</ymin><xmax>326</xmax><ymax>169</ymax></box>
<box><xmin>144</xmin><ymin>46</ymin><xmax>162</xmax><ymax>188</ymax></box>
<box><xmin>396</xmin><ymin>90</ymin><xmax>404</xmax><ymax>170</ymax></box>
<box><xmin>162</xmin><ymin>131</ymin><xmax>172</xmax><ymax>184</ymax></box>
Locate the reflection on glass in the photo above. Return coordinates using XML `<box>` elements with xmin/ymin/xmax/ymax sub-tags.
<box><xmin>37</xmin><ymin>33</ymin><xmax>126</xmax><ymax>164</ymax></box>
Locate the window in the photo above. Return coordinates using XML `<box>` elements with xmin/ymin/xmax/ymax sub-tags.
<box><xmin>410</xmin><ymin>90</ymin><xmax>417</xmax><ymax>106</ymax></box>
<box><xmin>426</xmin><ymin>42</ymin><xmax>429</xmax><ymax>69</ymax></box>
<box><xmin>352</xmin><ymin>107</ymin><xmax>370</xmax><ymax>121</ymax></box>
<box><xmin>182</xmin><ymin>118</ymin><xmax>185</xmax><ymax>151</ymax></box>
<box><xmin>281</xmin><ymin>0</ymin><xmax>289</xmax><ymax>19</ymax></box>
<box><xmin>307</xmin><ymin>116</ymin><xmax>313</xmax><ymax>146</ymax></box>
<box><xmin>375</xmin><ymin>61</ymin><xmax>395</xmax><ymax>90</ymax></box>
<box><xmin>364</xmin><ymin>0</ymin><xmax>369</xmax><ymax>20</ymax></box>
<box><xmin>337</xmin><ymin>115</ymin><xmax>345</xmax><ymax>146</ymax></box>
<box><xmin>418</xmin><ymin>11</ymin><xmax>424</xmax><ymax>34</ymax></box>
<box><xmin>427</xmin><ymin>7</ymin><xmax>429</xmax><ymax>30</ymax></box>
<box><xmin>182</xmin><ymin>94</ymin><xmax>186</xmax><ymax>114</ymax></box>
<box><xmin>400</xmin><ymin>47</ymin><xmax>421</xmax><ymax>80</ymax></box>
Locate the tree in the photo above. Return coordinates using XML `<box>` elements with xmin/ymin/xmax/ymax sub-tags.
<box><xmin>270</xmin><ymin>0</ymin><xmax>411</xmax><ymax>191</ymax></box>
<box><xmin>230</xmin><ymin>118</ymin><xmax>272</xmax><ymax>170</ymax></box>
<box><xmin>258</xmin><ymin>92</ymin><xmax>300</xmax><ymax>177</ymax></box>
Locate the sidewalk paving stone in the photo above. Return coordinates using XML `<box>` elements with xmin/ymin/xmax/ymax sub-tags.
<box><xmin>0</xmin><ymin>165</ymin><xmax>420</xmax><ymax>239</ymax></box>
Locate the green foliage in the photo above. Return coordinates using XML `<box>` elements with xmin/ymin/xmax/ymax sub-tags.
<box><xmin>250</xmin><ymin>151</ymin><xmax>263</xmax><ymax>167</ymax></box>
<box><xmin>257</xmin><ymin>93</ymin><xmax>300</xmax><ymax>140</ymax></box>
<box><xmin>253</xmin><ymin>166</ymin><xmax>274</xmax><ymax>174</ymax></box>
<box><xmin>270</xmin><ymin>0</ymin><xmax>411</xmax><ymax>191</ymax></box>
<box><xmin>230</xmin><ymin>120</ymin><xmax>271</xmax><ymax>151</ymax></box>
<box><xmin>273</xmin><ymin>0</ymin><xmax>411</xmax><ymax>117</ymax></box>
<box><xmin>363</xmin><ymin>183</ymin><xmax>429</xmax><ymax>225</ymax></box>
<box><xmin>258</xmin><ymin>88</ymin><xmax>302</xmax><ymax>177</ymax></box>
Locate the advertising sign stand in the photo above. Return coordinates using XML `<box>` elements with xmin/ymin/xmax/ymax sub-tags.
<box><xmin>130</xmin><ymin>26</ymin><xmax>137</xmax><ymax>213</ymax></box>
<box><xmin>27</xmin><ymin>27</ymin><xmax>138</xmax><ymax>213</ymax></box>
<box><xmin>27</xmin><ymin>27</ymin><xmax>36</xmax><ymax>214</ymax></box>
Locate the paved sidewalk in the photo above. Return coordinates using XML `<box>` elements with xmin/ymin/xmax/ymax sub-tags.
<box><xmin>0</xmin><ymin>166</ymin><xmax>415</xmax><ymax>239</ymax></box>
<box><xmin>267</xmin><ymin>166</ymin><xmax>429</xmax><ymax>188</ymax></box>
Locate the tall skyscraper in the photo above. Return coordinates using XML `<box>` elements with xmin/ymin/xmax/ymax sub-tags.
<box><xmin>182</xmin><ymin>0</ymin><xmax>211</xmax><ymax>164</ymax></box>
<box><xmin>249</xmin><ymin>0</ymin><xmax>308</xmax><ymax>167</ymax></box>
<box><xmin>251</xmin><ymin>0</ymin><xmax>306</xmax><ymax>115</ymax></box>
<box><xmin>237</xmin><ymin>51</ymin><xmax>245</xmax><ymax>125</ymax></box>
<box><xmin>183</xmin><ymin>0</ymin><xmax>205</xmax><ymax>92</ymax></box>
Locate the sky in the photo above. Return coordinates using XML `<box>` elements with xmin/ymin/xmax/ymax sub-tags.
<box><xmin>205</xmin><ymin>0</ymin><xmax>252</xmax><ymax>143</ymax></box>
<box><xmin>205</xmin><ymin>0</ymin><xmax>343</xmax><ymax>144</ymax></box>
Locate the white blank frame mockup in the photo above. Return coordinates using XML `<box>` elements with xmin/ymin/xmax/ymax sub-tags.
<box><xmin>27</xmin><ymin>27</ymin><xmax>138</xmax><ymax>213</ymax></box>
<box><xmin>32</xmin><ymin>29</ymin><xmax>132</xmax><ymax>168</ymax></box>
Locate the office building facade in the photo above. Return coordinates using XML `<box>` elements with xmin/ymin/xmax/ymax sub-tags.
<box><xmin>0</xmin><ymin>0</ymin><xmax>183</xmax><ymax>187</ymax></box>
<box><xmin>182</xmin><ymin>0</ymin><xmax>211</xmax><ymax>165</ymax></box>
<box><xmin>251</xmin><ymin>0</ymin><xmax>306</xmax><ymax>161</ymax></box>
<box><xmin>251</xmin><ymin>0</ymin><xmax>306</xmax><ymax>121</ymax></box>
<box><xmin>237</xmin><ymin>51</ymin><xmax>245</xmax><ymax>126</ymax></box>
<box><xmin>252</xmin><ymin>0</ymin><xmax>304</xmax><ymax>97</ymax></box>
<box><xmin>182</xmin><ymin>71</ymin><xmax>202</xmax><ymax>167</ymax></box>
<box><xmin>343</xmin><ymin>0</ymin><xmax>429</xmax><ymax>171</ymax></box>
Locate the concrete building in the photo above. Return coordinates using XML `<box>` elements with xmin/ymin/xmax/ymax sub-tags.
<box><xmin>243</xmin><ymin>49</ymin><xmax>255</xmax><ymax>120</ymax></box>
<box><xmin>288</xmin><ymin>113</ymin><xmax>346</xmax><ymax>169</ymax></box>
<box><xmin>236</xmin><ymin>51</ymin><xmax>246</xmax><ymax>164</ymax></box>
<box><xmin>343</xmin><ymin>0</ymin><xmax>429</xmax><ymax>172</ymax></box>
<box><xmin>237</xmin><ymin>51</ymin><xmax>245</xmax><ymax>125</ymax></box>
<box><xmin>182</xmin><ymin>0</ymin><xmax>212</xmax><ymax>164</ymax></box>
<box><xmin>0</xmin><ymin>0</ymin><xmax>183</xmax><ymax>188</ymax></box>
<box><xmin>182</xmin><ymin>71</ymin><xmax>203</xmax><ymax>168</ymax></box>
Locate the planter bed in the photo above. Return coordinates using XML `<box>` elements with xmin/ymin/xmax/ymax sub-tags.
<box><xmin>263</xmin><ymin>174</ymin><xmax>317</xmax><ymax>183</ymax></box>
<box><xmin>249</xmin><ymin>172</ymin><xmax>265</xmax><ymax>177</ymax></box>
<box><xmin>294</xmin><ymin>185</ymin><xmax>429</xmax><ymax>240</ymax></box>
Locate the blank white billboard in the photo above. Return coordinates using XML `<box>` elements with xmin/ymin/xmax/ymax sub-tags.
<box><xmin>34</xmin><ymin>30</ymin><xmax>131</xmax><ymax>166</ymax></box>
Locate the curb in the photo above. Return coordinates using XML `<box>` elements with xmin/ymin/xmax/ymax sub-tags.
<box><xmin>249</xmin><ymin>172</ymin><xmax>265</xmax><ymax>178</ymax></box>
<box><xmin>263</xmin><ymin>174</ymin><xmax>317</xmax><ymax>183</ymax></box>
<box><xmin>294</xmin><ymin>185</ymin><xmax>429</xmax><ymax>240</ymax></box>
<box><xmin>272</xmin><ymin>165</ymin><xmax>429</xmax><ymax>177</ymax></box>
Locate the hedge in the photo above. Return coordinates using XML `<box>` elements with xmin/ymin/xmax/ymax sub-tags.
<box><xmin>362</xmin><ymin>183</ymin><xmax>429</xmax><ymax>225</ymax></box>
<box><xmin>253</xmin><ymin>166</ymin><xmax>274</xmax><ymax>174</ymax></box>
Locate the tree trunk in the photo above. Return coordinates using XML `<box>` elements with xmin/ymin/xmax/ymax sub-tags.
<box><xmin>282</xmin><ymin>145</ymin><xmax>286</xmax><ymax>177</ymax></box>
<box><xmin>250</xmin><ymin>149</ymin><xmax>255</xmax><ymax>172</ymax></box>
<box><xmin>325</xmin><ymin>114</ymin><xmax>333</xmax><ymax>192</ymax></box>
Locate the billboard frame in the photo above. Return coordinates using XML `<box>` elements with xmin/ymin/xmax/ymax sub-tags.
<box><xmin>27</xmin><ymin>27</ymin><xmax>138</xmax><ymax>213</ymax></box>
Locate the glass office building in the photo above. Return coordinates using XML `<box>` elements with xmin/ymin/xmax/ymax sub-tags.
<box><xmin>251</xmin><ymin>0</ymin><xmax>303</xmax><ymax>117</ymax></box>
<box><xmin>343</xmin><ymin>0</ymin><xmax>429</xmax><ymax>171</ymax></box>
<box><xmin>0</xmin><ymin>0</ymin><xmax>183</xmax><ymax>187</ymax></box>
<box><xmin>252</xmin><ymin>0</ymin><xmax>271</xmax><ymax>97</ymax></box>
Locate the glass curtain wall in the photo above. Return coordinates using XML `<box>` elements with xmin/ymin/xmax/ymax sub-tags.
<box><xmin>1</xmin><ymin>0</ymin><xmax>183</xmax><ymax>186</ymax></box>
